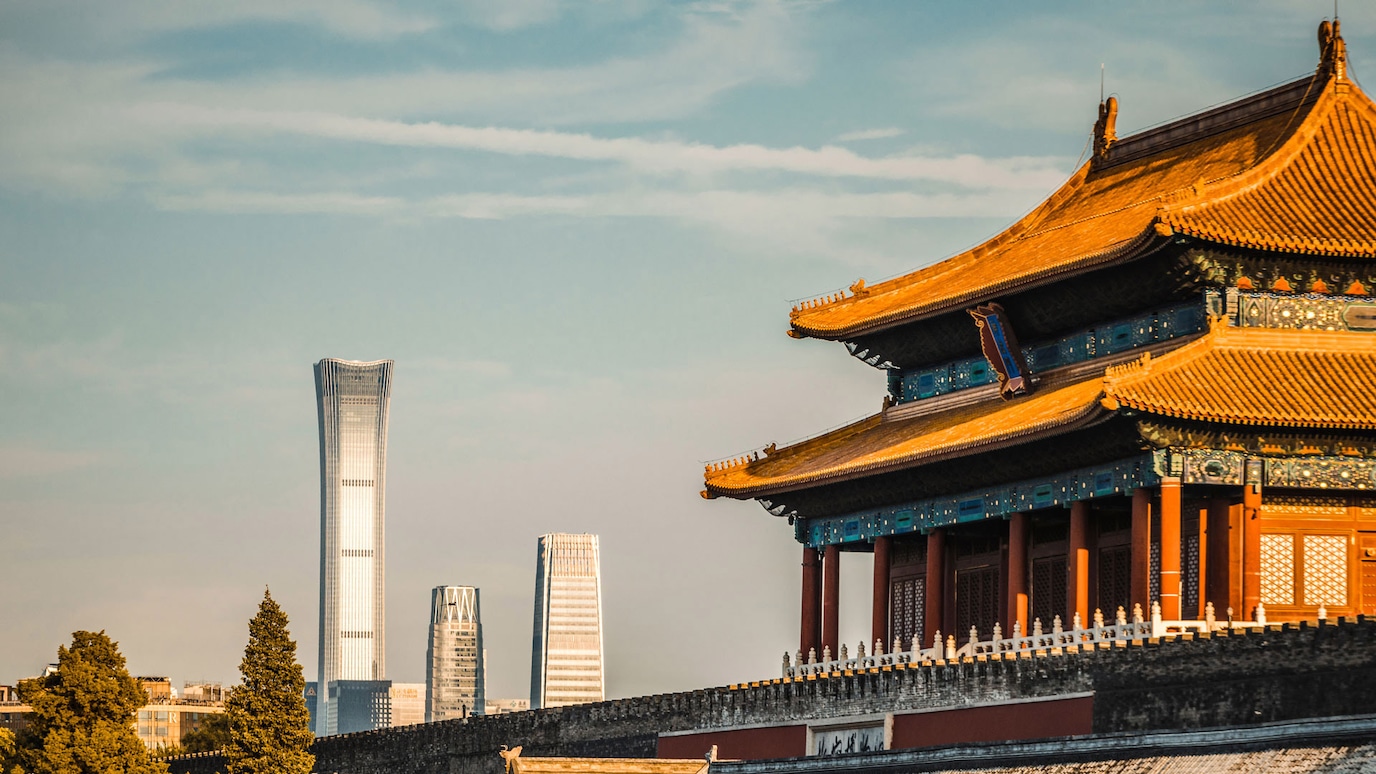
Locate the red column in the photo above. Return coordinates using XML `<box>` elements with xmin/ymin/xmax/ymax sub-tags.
<box><xmin>923</xmin><ymin>529</ymin><xmax>945</xmax><ymax>647</ymax></box>
<box><xmin>1243</xmin><ymin>481</ymin><xmax>1263</xmax><ymax>620</ymax></box>
<box><xmin>1067</xmin><ymin>501</ymin><xmax>1090</xmax><ymax>626</ymax></box>
<box><xmin>1130</xmin><ymin>488</ymin><xmax>1151</xmax><ymax>612</ymax></box>
<box><xmin>871</xmin><ymin>536</ymin><xmax>892</xmax><ymax>647</ymax></box>
<box><xmin>1007</xmin><ymin>513</ymin><xmax>1029</xmax><ymax>635</ymax></box>
<box><xmin>1160</xmin><ymin>478</ymin><xmax>1183</xmax><ymax>619</ymax></box>
<box><xmin>1205</xmin><ymin>498</ymin><xmax>1232</xmax><ymax>617</ymax></box>
<box><xmin>800</xmin><ymin>547</ymin><xmax>821</xmax><ymax>657</ymax></box>
<box><xmin>822</xmin><ymin>545</ymin><xmax>840</xmax><ymax>656</ymax></box>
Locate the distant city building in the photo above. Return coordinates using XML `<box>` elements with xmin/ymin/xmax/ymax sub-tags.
<box><xmin>389</xmin><ymin>682</ymin><xmax>426</xmax><ymax>727</ymax></box>
<box><xmin>484</xmin><ymin>698</ymin><xmax>530</xmax><ymax>715</ymax></box>
<box><xmin>529</xmin><ymin>533</ymin><xmax>605</xmax><ymax>709</ymax></box>
<box><xmin>426</xmin><ymin>585</ymin><xmax>484</xmax><ymax>722</ymax></box>
<box><xmin>328</xmin><ymin>679</ymin><xmax>391</xmax><ymax>735</ymax></box>
<box><xmin>133</xmin><ymin>677</ymin><xmax>224</xmax><ymax>751</ymax></box>
<box><xmin>305</xmin><ymin>682</ymin><xmax>319</xmax><ymax>732</ymax></box>
<box><xmin>0</xmin><ymin>686</ymin><xmax>27</xmax><ymax>737</ymax></box>
<box><xmin>314</xmin><ymin>357</ymin><xmax>394</xmax><ymax>735</ymax></box>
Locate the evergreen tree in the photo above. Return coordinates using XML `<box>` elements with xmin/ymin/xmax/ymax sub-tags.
<box><xmin>223</xmin><ymin>590</ymin><xmax>313</xmax><ymax>774</ymax></box>
<box><xmin>12</xmin><ymin>630</ymin><xmax>167</xmax><ymax>774</ymax></box>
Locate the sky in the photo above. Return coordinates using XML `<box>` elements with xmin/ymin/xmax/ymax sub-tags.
<box><xmin>1</xmin><ymin>1</ymin><xmax>1371</xmax><ymax>703</ymax></box>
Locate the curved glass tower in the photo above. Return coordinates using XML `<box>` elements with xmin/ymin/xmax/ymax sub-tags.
<box><xmin>314</xmin><ymin>358</ymin><xmax>393</xmax><ymax>735</ymax></box>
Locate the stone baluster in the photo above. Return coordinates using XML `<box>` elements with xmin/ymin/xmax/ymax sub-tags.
<box><xmin>808</xmin><ymin>647</ymin><xmax>817</xmax><ymax>665</ymax></box>
<box><xmin>910</xmin><ymin>634</ymin><xmax>921</xmax><ymax>656</ymax></box>
<box><xmin>1255</xmin><ymin>603</ymin><xmax>1266</xmax><ymax>625</ymax></box>
<box><xmin>1116</xmin><ymin>606</ymin><xmax>1127</xmax><ymax>626</ymax></box>
<box><xmin>822</xmin><ymin>645</ymin><xmax>831</xmax><ymax>663</ymax></box>
<box><xmin>1052</xmin><ymin>615</ymin><xmax>1063</xmax><ymax>636</ymax></box>
<box><xmin>874</xmin><ymin>639</ymin><xmax>884</xmax><ymax>658</ymax></box>
<box><xmin>1132</xmin><ymin>603</ymin><xmax>1144</xmax><ymax>624</ymax></box>
<box><xmin>1318</xmin><ymin>604</ymin><xmax>1327</xmax><ymax>621</ymax></box>
<box><xmin>1072</xmin><ymin>612</ymin><xmax>1082</xmax><ymax>631</ymax></box>
<box><xmin>782</xmin><ymin>652</ymin><xmax>791</xmax><ymax>675</ymax></box>
<box><xmin>1093</xmin><ymin>608</ymin><xmax>1105</xmax><ymax>630</ymax></box>
<box><xmin>1205</xmin><ymin>602</ymin><xmax>1216</xmax><ymax>628</ymax></box>
<box><xmin>839</xmin><ymin>643</ymin><xmax>848</xmax><ymax>662</ymax></box>
<box><xmin>932</xmin><ymin>631</ymin><xmax>942</xmax><ymax>658</ymax></box>
<box><xmin>1011</xmin><ymin>620</ymin><xmax>1022</xmax><ymax>642</ymax></box>
<box><xmin>893</xmin><ymin>636</ymin><xmax>903</xmax><ymax>656</ymax></box>
<box><xmin>945</xmin><ymin>635</ymin><xmax>956</xmax><ymax>660</ymax></box>
<box><xmin>1151</xmin><ymin>601</ymin><xmax>1162</xmax><ymax>624</ymax></box>
<box><xmin>1032</xmin><ymin>618</ymin><xmax>1043</xmax><ymax>638</ymax></box>
<box><xmin>992</xmin><ymin>622</ymin><xmax>1002</xmax><ymax>645</ymax></box>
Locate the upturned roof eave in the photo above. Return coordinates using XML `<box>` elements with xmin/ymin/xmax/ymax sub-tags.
<box><xmin>703</xmin><ymin>399</ymin><xmax>1112</xmax><ymax>502</ymax></box>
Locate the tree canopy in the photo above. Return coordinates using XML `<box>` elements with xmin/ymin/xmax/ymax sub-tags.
<box><xmin>223</xmin><ymin>589</ymin><xmax>314</xmax><ymax>774</ymax></box>
<box><xmin>178</xmin><ymin>711</ymin><xmax>231</xmax><ymax>753</ymax></box>
<box><xmin>6</xmin><ymin>630</ymin><xmax>166</xmax><ymax>774</ymax></box>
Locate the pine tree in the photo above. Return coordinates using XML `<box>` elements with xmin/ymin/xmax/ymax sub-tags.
<box><xmin>12</xmin><ymin>630</ymin><xmax>167</xmax><ymax>774</ymax></box>
<box><xmin>223</xmin><ymin>589</ymin><xmax>314</xmax><ymax>774</ymax></box>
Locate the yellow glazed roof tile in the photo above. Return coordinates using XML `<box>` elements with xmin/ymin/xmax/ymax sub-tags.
<box><xmin>707</xmin><ymin>326</ymin><xmax>1376</xmax><ymax>499</ymax></box>
<box><xmin>703</xmin><ymin>377</ymin><xmax>1108</xmax><ymax>499</ymax></box>
<box><xmin>790</xmin><ymin>72</ymin><xmax>1376</xmax><ymax>340</ymax></box>
<box><xmin>1102</xmin><ymin>324</ymin><xmax>1376</xmax><ymax>429</ymax></box>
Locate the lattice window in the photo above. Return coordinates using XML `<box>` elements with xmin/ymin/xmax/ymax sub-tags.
<box><xmin>1182</xmin><ymin>535</ymin><xmax>1200</xmax><ymax>617</ymax></box>
<box><xmin>1303</xmin><ymin>534</ymin><xmax>1348</xmax><ymax>607</ymax></box>
<box><xmin>1098</xmin><ymin>546</ymin><xmax>1131</xmax><ymax>614</ymax></box>
<box><xmin>890</xmin><ymin>577</ymin><xmax>925</xmax><ymax>646</ymax></box>
<box><xmin>1149</xmin><ymin>541</ymin><xmax>1161</xmax><ymax>604</ymax></box>
<box><xmin>1032</xmin><ymin>557</ymin><xmax>1065</xmax><ymax>628</ymax></box>
<box><xmin>1260</xmin><ymin>534</ymin><xmax>1295</xmax><ymax>606</ymax></box>
<box><xmin>955</xmin><ymin>567</ymin><xmax>999</xmax><ymax>640</ymax></box>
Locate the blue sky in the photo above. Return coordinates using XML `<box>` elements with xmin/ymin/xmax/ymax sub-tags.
<box><xmin>1</xmin><ymin>1</ymin><xmax>1369</xmax><ymax>701</ymax></box>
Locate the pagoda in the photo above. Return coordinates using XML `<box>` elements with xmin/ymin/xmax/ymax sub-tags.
<box><xmin>704</xmin><ymin>21</ymin><xmax>1376</xmax><ymax>664</ymax></box>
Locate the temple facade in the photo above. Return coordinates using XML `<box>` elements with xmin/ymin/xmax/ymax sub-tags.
<box><xmin>705</xmin><ymin>20</ymin><xmax>1376</xmax><ymax>666</ymax></box>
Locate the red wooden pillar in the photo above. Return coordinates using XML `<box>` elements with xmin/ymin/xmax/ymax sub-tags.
<box><xmin>1243</xmin><ymin>480</ymin><xmax>1263</xmax><ymax>621</ymax></box>
<box><xmin>822</xmin><ymin>545</ymin><xmax>841</xmax><ymax>656</ymax></box>
<box><xmin>871</xmin><ymin>536</ymin><xmax>892</xmax><ymax>647</ymax></box>
<box><xmin>923</xmin><ymin>529</ymin><xmax>945</xmax><ymax>647</ymax></box>
<box><xmin>800</xmin><ymin>547</ymin><xmax>821</xmax><ymax>657</ymax></box>
<box><xmin>1160</xmin><ymin>477</ymin><xmax>1183</xmax><ymax>619</ymax></box>
<box><xmin>1130</xmin><ymin>488</ymin><xmax>1151</xmax><ymax>612</ymax></box>
<box><xmin>1007</xmin><ymin>513</ymin><xmax>1029</xmax><ymax>635</ymax></box>
<box><xmin>1067</xmin><ymin>501</ymin><xmax>1090</xmax><ymax>626</ymax></box>
<box><xmin>1205</xmin><ymin>497</ymin><xmax>1233</xmax><ymax>617</ymax></box>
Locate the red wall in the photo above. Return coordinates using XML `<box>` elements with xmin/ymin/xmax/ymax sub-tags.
<box><xmin>657</xmin><ymin>725</ymin><xmax>807</xmax><ymax>761</ymax></box>
<box><xmin>891</xmin><ymin>696</ymin><xmax>1093</xmax><ymax>749</ymax></box>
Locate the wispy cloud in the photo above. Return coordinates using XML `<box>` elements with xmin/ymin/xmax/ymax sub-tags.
<box><xmin>835</xmin><ymin>128</ymin><xmax>906</xmax><ymax>142</ymax></box>
<box><xmin>142</xmin><ymin>105</ymin><xmax>1066</xmax><ymax>189</ymax></box>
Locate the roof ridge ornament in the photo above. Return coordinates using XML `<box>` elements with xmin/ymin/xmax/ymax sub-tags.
<box><xmin>1319</xmin><ymin>18</ymin><xmax>1347</xmax><ymax>81</ymax></box>
<box><xmin>1093</xmin><ymin>95</ymin><xmax>1119</xmax><ymax>161</ymax></box>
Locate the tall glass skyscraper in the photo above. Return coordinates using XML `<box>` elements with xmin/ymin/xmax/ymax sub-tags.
<box><xmin>314</xmin><ymin>358</ymin><xmax>393</xmax><ymax>735</ymax></box>
<box><xmin>529</xmin><ymin>533</ymin><xmax>604</xmax><ymax>709</ymax></box>
<box><xmin>425</xmin><ymin>585</ymin><xmax>485</xmax><ymax>722</ymax></box>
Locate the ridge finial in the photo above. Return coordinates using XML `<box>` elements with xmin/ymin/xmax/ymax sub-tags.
<box><xmin>1319</xmin><ymin>18</ymin><xmax>1348</xmax><ymax>80</ymax></box>
<box><xmin>1093</xmin><ymin>95</ymin><xmax>1119</xmax><ymax>160</ymax></box>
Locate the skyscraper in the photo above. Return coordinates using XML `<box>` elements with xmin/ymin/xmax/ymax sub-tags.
<box><xmin>425</xmin><ymin>586</ymin><xmax>485</xmax><ymax>722</ymax></box>
<box><xmin>314</xmin><ymin>358</ymin><xmax>393</xmax><ymax>735</ymax></box>
<box><xmin>529</xmin><ymin>533</ymin><xmax>604</xmax><ymax>709</ymax></box>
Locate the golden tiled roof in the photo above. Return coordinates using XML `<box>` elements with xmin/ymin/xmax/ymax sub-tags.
<box><xmin>1102</xmin><ymin>324</ymin><xmax>1376</xmax><ymax>429</ymax></box>
<box><xmin>511</xmin><ymin>758</ymin><xmax>709</xmax><ymax>774</ymax></box>
<box><xmin>790</xmin><ymin>72</ymin><xmax>1376</xmax><ymax>340</ymax></box>
<box><xmin>703</xmin><ymin>377</ymin><xmax>1108</xmax><ymax>499</ymax></box>
<box><xmin>706</xmin><ymin>325</ymin><xmax>1376</xmax><ymax>499</ymax></box>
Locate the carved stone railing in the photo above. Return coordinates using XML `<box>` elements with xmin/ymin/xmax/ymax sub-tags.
<box><xmin>783</xmin><ymin>601</ymin><xmax>1281</xmax><ymax>679</ymax></box>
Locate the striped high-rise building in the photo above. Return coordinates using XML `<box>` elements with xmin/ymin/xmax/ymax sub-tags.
<box><xmin>314</xmin><ymin>358</ymin><xmax>394</xmax><ymax>735</ymax></box>
<box><xmin>529</xmin><ymin>533</ymin><xmax>604</xmax><ymax>709</ymax></box>
<box><xmin>425</xmin><ymin>585</ymin><xmax>485</xmax><ymax>722</ymax></box>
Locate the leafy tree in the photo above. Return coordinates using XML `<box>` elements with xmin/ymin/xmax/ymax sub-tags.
<box><xmin>179</xmin><ymin>711</ymin><xmax>231</xmax><ymax>753</ymax></box>
<box><xmin>223</xmin><ymin>590</ymin><xmax>313</xmax><ymax>774</ymax></box>
<box><xmin>0</xmin><ymin>727</ymin><xmax>15</xmax><ymax>772</ymax></box>
<box><xmin>12</xmin><ymin>630</ymin><xmax>167</xmax><ymax>774</ymax></box>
